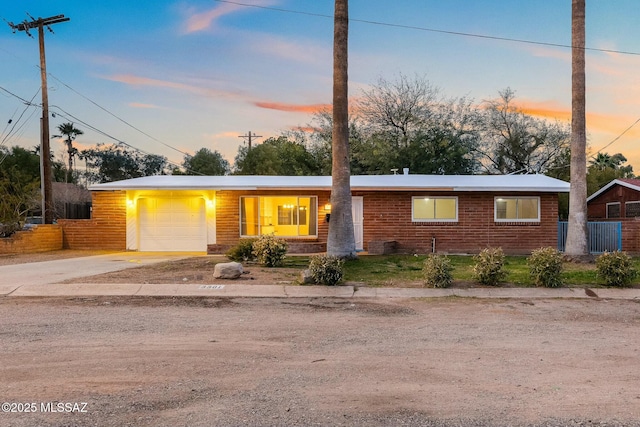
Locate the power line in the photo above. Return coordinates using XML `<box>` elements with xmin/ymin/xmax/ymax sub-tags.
<box><xmin>0</xmin><ymin>88</ymin><xmax>40</xmax><ymax>152</ymax></box>
<box><xmin>0</xmin><ymin>84</ymin><xmax>203</xmax><ymax>175</ymax></box>
<box><xmin>48</xmin><ymin>104</ymin><xmax>205</xmax><ymax>175</ymax></box>
<box><xmin>48</xmin><ymin>74</ymin><xmax>193</xmax><ymax>159</ymax></box>
<box><xmin>594</xmin><ymin>117</ymin><xmax>640</xmax><ymax>155</ymax></box>
<box><xmin>213</xmin><ymin>0</ymin><xmax>640</xmax><ymax>57</ymax></box>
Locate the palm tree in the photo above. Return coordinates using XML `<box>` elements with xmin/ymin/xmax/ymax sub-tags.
<box><xmin>565</xmin><ymin>0</ymin><xmax>589</xmax><ymax>258</ymax></box>
<box><xmin>589</xmin><ymin>153</ymin><xmax>614</xmax><ymax>171</ymax></box>
<box><xmin>327</xmin><ymin>0</ymin><xmax>356</xmax><ymax>258</ymax></box>
<box><xmin>53</xmin><ymin>122</ymin><xmax>83</xmax><ymax>183</ymax></box>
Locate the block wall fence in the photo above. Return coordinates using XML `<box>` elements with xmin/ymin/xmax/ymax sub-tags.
<box><xmin>0</xmin><ymin>225</ymin><xmax>63</xmax><ymax>255</ymax></box>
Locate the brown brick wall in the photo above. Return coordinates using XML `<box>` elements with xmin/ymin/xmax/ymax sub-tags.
<box><xmin>0</xmin><ymin>224</ymin><xmax>63</xmax><ymax>255</ymax></box>
<box><xmin>355</xmin><ymin>191</ymin><xmax>558</xmax><ymax>255</ymax></box>
<box><xmin>209</xmin><ymin>190</ymin><xmax>559</xmax><ymax>255</ymax></box>
<box><xmin>58</xmin><ymin>191</ymin><xmax>126</xmax><ymax>250</ymax></box>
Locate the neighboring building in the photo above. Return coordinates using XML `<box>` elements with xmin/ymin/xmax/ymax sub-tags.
<box><xmin>585</xmin><ymin>178</ymin><xmax>640</xmax><ymax>254</ymax></box>
<box><xmin>58</xmin><ymin>173</ymin><xmax>569</xmax><ymax>255</ymax></box>
<box><xmin>587</xmin><ymin>178</ymin><xmax>640</xmax><ymax>219</ymax></box>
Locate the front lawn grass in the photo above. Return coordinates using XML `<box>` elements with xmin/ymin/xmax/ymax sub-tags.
<box><xmin>337</xmin><ymin>253</ymin><xmax>640</xmax><ymax>288</ymax></box>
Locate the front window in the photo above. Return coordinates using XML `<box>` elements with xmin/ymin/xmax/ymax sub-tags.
<box><xmin>495</xmin><ymin>197</ymin><xmax>539</xmax><ymax>222</ymax></box>
<box><xmin>625</xmin><ymin>201</ymin><xmax>640</xmax><ymax>218</ymax></box>
<box><xmin>412</xmin><ymin>197</ymin><xmax>457</xmax><ymax>222</ymax></box>
<box><xmin>607</xmin><ymin>202</ymin><xmax>621</xmax><ymax>219</ymax></box>
<box><xmin>240</xmin><ymin>196</ymin><xmax>317</xmax><ymax>237</ymax></box>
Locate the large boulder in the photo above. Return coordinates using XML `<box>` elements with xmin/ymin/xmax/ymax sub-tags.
<box><xmin>213</xmin><ymin>262</ymin><xmax>243</xmax><ymax>280</ymax></box>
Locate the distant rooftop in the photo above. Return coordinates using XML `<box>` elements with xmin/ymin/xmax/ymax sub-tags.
<box><xmin>588</xmin><ymin>178</ymin><xmax>640</xmax><ymax>202</ymax></box>
<box><xmin>90</xmin><ymin>174</ymin><xmax>570</xmax><ymax>193</ymax></box>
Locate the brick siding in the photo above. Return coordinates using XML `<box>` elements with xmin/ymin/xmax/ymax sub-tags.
<box><xmin>58</xmin><ymin>191</ymin><xmax>126</xmax><ymax>250</ymax></box>
<box><xmin>0</xmin><ymin>224</ymin><xmax>63</xmax><ymax>255</ymax></box>
<box><xmin>208</xmin><ymin>190</ymin><xmax>559</xmax><ymax>255</ymax></box>
<box><xmin>355</xmin><ymin>191</ymin><xmax>558</xmax><ymax>255</ymax></box>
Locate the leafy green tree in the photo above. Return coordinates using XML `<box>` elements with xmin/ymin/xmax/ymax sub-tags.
<box><xmin>234</xmin><ymin>136</ymin><xmax>320</xmax><ymax>175</ymax></box>
<box><xmin>305</xmin><ymin>109</ymin><xmax>371</xmax><ymax>175</ymax></box>
<box><xmin>587</xmin><ymin>152</ymin><xmax>634</xmax><ymax>196</ymax></box>
<box><xmin>399</xmin><ymin>128</ymin><xmax>478</xmax><ymax>175</ymax></box>
<box><xmin>0</xmin><ymin>146</ymin><xmax>42</xmax><ymax>235</ymax></box>
<box><xmin>0</xmin><ymin>175</ymin><xmax>40</xmax><ymax>236</ymax></box>
<box><xmin>589</xmin><ymin>152</ymin><xmax>630</xmax><ymax>172</ymax></box>
<box><xmin>81</xmin><ymin>143</ymin><xmax>168</xmax><ymax>183</ymax></box>
<box><xmin>53</xmin><ymin>122</ymin><xmax>83</xmax><ymax>183</ymax></box>
<box><xmin>178</xmin><ymin>148</ymin><xmax>230</xmax><ymax>175</ymax></box>
<box><xmin>545</xmin><ymin>146</ymin><xmax>571</xmax><ymax>219</ymax></box>
<box><xmin>0</xmin><ymin>146</ymin><xmax>41</xmax><ymax>181</ymax></box>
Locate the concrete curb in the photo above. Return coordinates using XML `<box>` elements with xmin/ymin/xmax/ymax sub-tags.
<box><xmin>4</xmin><ymin>282</ymin><xmax>640</xmax><ymax>300</ymax></box>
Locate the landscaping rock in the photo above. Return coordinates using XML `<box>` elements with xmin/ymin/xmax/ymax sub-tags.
<box><xmin>213</xmin><ymin>262</ymin><xmax>243</xmax><ymax>279</ymax></box>
<box><xmin>299</xmin><ymin>269</ymin><xmax>316</xmax><ymax>285</ymax></box>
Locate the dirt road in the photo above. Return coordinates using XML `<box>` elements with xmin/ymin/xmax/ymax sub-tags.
<box><xmin>1</xmin><ymin>296</ymin><xmax>639</xmax><ymax>426</ymax></box>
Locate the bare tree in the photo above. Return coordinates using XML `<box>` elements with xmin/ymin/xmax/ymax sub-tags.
<box><xmin>565</xmin><ymin>0</ymin><xmax>589</xmax><ymax>258</ymax></box>
<box><xmin>358</xmin><ymin>73</ymin><xmax>439</xmax><ymax>147</ymax></box>
<box><xmin>479</xmin><ymin>88</ymin><xmax>570</xmax><ymax>174</ymax></box>
<box><xmin>327</xmin><ymin>0</ymin><xmax>356</xmax><ymax>258</ymax></box>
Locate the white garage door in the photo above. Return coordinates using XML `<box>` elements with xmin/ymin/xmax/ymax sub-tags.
<box><xmin>138</xmin><ymin>197</ymin><xmax>207</xmax><ymax>251</ymax></box>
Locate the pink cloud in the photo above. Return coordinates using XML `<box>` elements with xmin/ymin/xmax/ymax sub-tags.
<box><xmin>182</xmin><ymin>0</ymin><xmax>277</xmax><ymax>34</ymax></box>
<box><xmin>183</xmin><ymin>3</ymin><xmax>240</xmax><ymax>33</ymax></box>
<box><xmin>254</xmin><ymin>101</ymin><xmax>330</xmax><ymax>114</ymax></box>
<box><xmin>103</xmin><ymin>74</ymin><xmax>242</xmax><ymax>100</ymax></box>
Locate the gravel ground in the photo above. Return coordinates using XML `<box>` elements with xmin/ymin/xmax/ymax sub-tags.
<box><xmin>1</xmin><ymin>296</ymin><xmax>639</xmax><ymax>426</ymax></box>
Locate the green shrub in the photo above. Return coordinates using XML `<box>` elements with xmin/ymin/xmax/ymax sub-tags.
<box><xmin>252</xmin><ymin>234</ymin><xmax>288</xmax><ymax>267</ymax></box>
<box><xmin>225</xmin><ymin>238</ymin><xmax>257</xmax><ymax>262</ymax></box>
<box><xmin>473</xmin><ymin>247</ymin><xmax>507</xmax><ymax>286</ymax></box>
<box><xmin>528</xmin><ymin>247</ymin><xmax>564</xmax><ymax>288</ymax></box>
<box><xmin>422</xmin><ymin>254</ymin><xmax>453</xmax><ymax>288</ymax></box>
<box><xmin>309</xmin><ymin>254</ymin><xmax>344</xmax><ymax>286</ymax></box>
<box><xmin>596</xmin><ymin>251</ymin><xmax>637</xmax><ymax>287</ymax></box>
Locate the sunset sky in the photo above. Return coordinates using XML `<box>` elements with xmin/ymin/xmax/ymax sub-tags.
<box><xmin>1</xmin><ymin>0</ymin><xmax>640</xmax><ymax>172</ymax></box>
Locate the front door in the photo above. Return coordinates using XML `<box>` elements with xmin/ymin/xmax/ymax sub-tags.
<box><xmin>352</xmin><ymin>196</ymin><xmax>363</xmax><ymax>251</ymax></box>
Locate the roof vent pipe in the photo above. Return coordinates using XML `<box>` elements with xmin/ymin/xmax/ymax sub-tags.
<box><xmin>403</xmin><ymin>168</ymin><xmax>409</xmax><ymax>175</ymax></box>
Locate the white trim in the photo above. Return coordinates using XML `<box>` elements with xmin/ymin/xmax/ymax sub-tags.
<box><xmin>494</xmin><ymin>196</ymin><xmax>540</xmax><ymax>222</ymax></box>
<box><xmin>89</xmin><ymin>174</ymin><xmax>570</xmax><ymax>193</ymax></box>
<box><xmin>352</xmin><ymin>196</ymin><xmax>364</xmax><ymax>251</ymax></box>
<box><xmin>606</xmin><ymin>202</ymin><xmax>621</xmax><ymax>219</ymax></box>
<box><xmin>412</xmin><ymin>196</ymin><xmax>458</xmax><ymax>222</ymax></box>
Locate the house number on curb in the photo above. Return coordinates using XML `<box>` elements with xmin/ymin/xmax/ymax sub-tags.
<box><xmin>198</xmin><ymin>285</ymin><xmax>225</xmax><ymax>290</ymax></box>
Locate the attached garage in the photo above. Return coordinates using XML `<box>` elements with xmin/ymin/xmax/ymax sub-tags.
<box><xmin>138</xmin><ymin>197</ymin><xmax>207</xmax><ymax>251</ymax></box>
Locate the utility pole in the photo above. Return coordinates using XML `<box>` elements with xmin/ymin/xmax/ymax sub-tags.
<box><xmin>238</xmin><ymin>131</ymin><xmax>262</xmax><ymax>150</ymax></box>
<box><xmin>9</xmin><ymin>14</ymin><xmax>69</xmax><ymax>224</ymax></box>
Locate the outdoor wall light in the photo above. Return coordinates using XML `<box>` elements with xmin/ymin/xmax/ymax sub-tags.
<box><xmin>324</xmin><ymin>203</ymin><xmax>331</xmax><ymax>223</ymax></box>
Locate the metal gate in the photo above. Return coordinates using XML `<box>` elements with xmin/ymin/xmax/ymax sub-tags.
<box><xmin>558</xmin><ymin>221</ymin><xmax>622</xmax><ymax>253</ymax></box>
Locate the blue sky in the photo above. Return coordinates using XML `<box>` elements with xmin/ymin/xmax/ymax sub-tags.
<box><xmin>2</xmin><ymin>0</ymin><xmax>640</xmax><ymax>171</ymax></box>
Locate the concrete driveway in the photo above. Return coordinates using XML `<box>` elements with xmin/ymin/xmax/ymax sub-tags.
<box><xmin>0</xmin><ymin>252</ymin><xmax>198</xmax><ymax>293</ymax></box>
